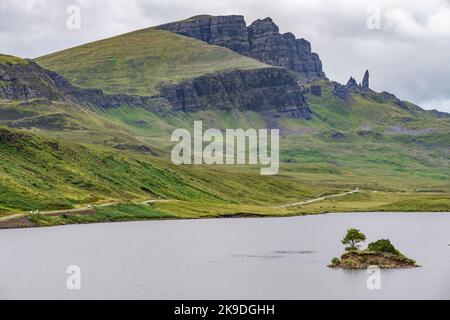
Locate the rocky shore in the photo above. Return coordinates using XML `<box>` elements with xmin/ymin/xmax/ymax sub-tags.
<box><xmin>329</xmin><ymin>250</ymin><xmax>418</xmax><ymax>269</ymax></box>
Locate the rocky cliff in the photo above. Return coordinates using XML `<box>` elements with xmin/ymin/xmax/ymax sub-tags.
<box><xmin>159</xmin><ymin>67</ymin><xmax>312</xmax><ymax>118</ymax></box>
<box><xmin>0</xmin><ymin>59</ymin><xmax>159</xmax><ymax>110</ymax></box>
<box><xmin>0</xmin><ymin>60</ymin><xmax>62</xmax><ymax>101</ymax></box>
<box><xmin>362</xmin><ymin>70</ymin><xmax>370</xmax><ymax>89</ymax></box>
<box><xmin>1</xmin><ymin>57</ymin><xmax>312</xmax><ymax>118</ymax></box>
<box><xmin>44</xmin><ymin>69</ymin><xmax>159</xmax><ymax>110</ymax></box>
<box><xmin>158</xmin><ymin>15</ymin><xmax>326</xmax><ymax>80</ymax></box>
<box><xmin>333</xmin><ymin>71</ymin><xmax>371</xmax><ymax>100</ymax></box>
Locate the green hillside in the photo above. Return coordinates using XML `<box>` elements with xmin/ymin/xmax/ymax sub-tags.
<box><xmin>1</xmin><ymin>125</ymin><xmax>448</xmax><ymax>228</ymax></box>
<box><xmin>0</xmin><ymin>98</ymin><xmax>167</xmax><ymax>153</ymax></box>
<box><xmin>0</xmin><ymin>18</ymin><xmax>449</xmax><ymax>226</ymax></box>
<box><xmin>0</xmin><ymin>54</ymin><xmax>27</xmax><ymax>65</ymax></box>
<box><xmin>36</xmin><ymin>28</ymin><xmax>267</xmax><ymax>96</ymax></box>
<box><xmin>0</xmin><ymin>125</ymin><xmax>347</xmax><ymax>215</ymax></box>
<box><xmin>305</xmin><ymin>80</ymin><xmax>450</xmax><ymax>133</ymax></box>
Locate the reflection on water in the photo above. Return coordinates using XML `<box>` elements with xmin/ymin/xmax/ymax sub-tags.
<box><xmin>0</xmin><ymin>212</ymin><xmax>449</xmax><ymax>300</ymax></box>
<box><xmin>273</xmin><ymin>250</ymin><xmax>316</xmax><ymax>255</ymax></box>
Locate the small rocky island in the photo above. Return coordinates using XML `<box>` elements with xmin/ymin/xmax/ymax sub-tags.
<box><xmin>329</xmin><ymin>228</ymin><xmax>418</xmax><ymax>269</ymax></box>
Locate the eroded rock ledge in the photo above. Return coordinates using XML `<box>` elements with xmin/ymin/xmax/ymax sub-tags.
<box><xmin>159</xmin><ymin>67</ymin><xmax>312</xmax><ymax>118</ymax></box>
<box><xmin>158</xmin><ymin>15</ymin><xmax>326</xmax><ymax>80</ymax></box>
<box><xmin>1</xmin><ymin>59</ymin><xmax>312</xmax><ymax>118</ymax></box>
<box><xmin>0</xmin><ymin>60</ymin><xmax>160</xmax><ymax>110</ymax></box>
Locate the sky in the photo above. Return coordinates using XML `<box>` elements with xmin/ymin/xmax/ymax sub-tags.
<box><xmin>1</xmin><ymin>0</ymin><xmax>450</xmax><ymax>112</ymax></box>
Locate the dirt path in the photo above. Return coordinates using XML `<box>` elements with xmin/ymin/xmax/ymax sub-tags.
<box><xmin>0</xmin><ymin>199</ymin><xmax>170</xmax><ymax>222</ymax></box>
<box><xmin>275</xmin><ymin>189</ymin><xmax>360</xmax><ymax>208</ymax></box>
<box><xmin>0</xmin><ymin>190</ymin><xmax>360</xmax><ymax>223</ymax></box>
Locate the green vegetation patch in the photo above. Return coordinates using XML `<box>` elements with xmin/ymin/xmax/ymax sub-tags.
<box><xmin>330</xmin><ymin>228</ymin><xmax>417</xmax><ymax>269</ymax></box>
<box><xmin>27</xmin><ymin>203</ymin><xmax>175</xmax><ymax>227</ymax></box>
<box><xmin>0</xmin><ymin>54</ymin><xmax>28</xmax><ymax>65</ymax></box>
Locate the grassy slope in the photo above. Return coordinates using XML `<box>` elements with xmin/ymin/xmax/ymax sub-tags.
<box><xmin>0</xmin><ymin>102</ymin><xmax>448</xmax><ymax>226</ymax></box>
<box><xmin>0</xmin><ymin>125</ymin><xmax>343</xmax><ymax>215</ymax></box>
<box><xmin>1</xmin><ymin>24</ymin><xmax>449</xmax><ymax>223</ymax></box>
<box><xmin>305</xmin><ymin>80</ymin><xmax>450</xmax><ymax>133</ymax></box>
<box><xmin>0</xmin><ymin>98</ymin><xmax>169</xmax><ymax>155</ymax></box>
<box><xmin>36</xmin><ymin>28</ymin><xmax>267</xmax><ymax>96</ymax></box>
<box><xmin>0</xmin><ymin>54</ymin><xmax>28</xmax><ymax>65</ymax></box>
<box><xmin>97</xmin><ymin>102</ymin><xmax>450</xmax><ymax>193</ymax></box>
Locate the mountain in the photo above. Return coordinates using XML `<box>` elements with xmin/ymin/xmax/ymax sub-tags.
<box><xmin>34</xmin><ymin>15</ymin><xmax>450</xmax><ymax>147</ymax></box>
<box><xmin>0</xmin><ymin>54</ymin><xmax>170</xmax><ymax>151</ymax></box>
<box><xmin>36</xmin><ymin>27</ymin><xmax>311</xmax><ymax>117</ymax></box>
<box><xmin>1</xmin><ymin>15</ymin><xmax>449</xmax><ymax>221</ymax></box>
<box><xmin>158</xmin><ymin>15</ymin><xmax>326</xmax><ymax>79</ymax></box>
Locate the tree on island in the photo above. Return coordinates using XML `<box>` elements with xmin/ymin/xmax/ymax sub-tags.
<box><xmin>342</xmin><ymin>228</ymin><xmax>366</xmax><ymax>251</ymax></box>
<box><xmin>330</xmin><ymin>229</ymin><xmax>417</xmax><ymax>269</ymax></box>
<box><xmin>368</xmin><ymin>239</ymin><xmax>401</xmax><ymax>256</ymax></box>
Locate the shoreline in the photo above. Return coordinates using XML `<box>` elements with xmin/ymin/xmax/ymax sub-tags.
<box><xmin>2</xmin><ymin>189</ymin><xmax>449</xmax><ymax>230</ymax></box>
<box><xmin>1</xmin><ymin>209</ymin><xmax>449</xmax><ymax>231</ymax></box>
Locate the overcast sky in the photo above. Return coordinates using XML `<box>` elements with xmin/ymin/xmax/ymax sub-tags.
<box><xmin>1</xmin><ymin>0</ymin><xmax>449</xmax><ymax>112</ymax></box>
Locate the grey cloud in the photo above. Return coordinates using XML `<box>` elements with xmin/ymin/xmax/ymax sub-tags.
<box><xmin>1</xmin><ymin>0</ymin><xmax>449</xmax><ymax>112</ymax></box>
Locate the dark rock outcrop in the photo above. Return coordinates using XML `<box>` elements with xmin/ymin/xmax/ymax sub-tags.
<box><xmin>373</xmin><ymin>91</ymin><xmax>397</xmax><ymax>103</ymax></box>
<box><xmin>333</xmin><ymin>71</ymin><xmax>370</xmax><ymax>99</ymax></box>
<box><xmin>1</xmin><ymin>58</ymin><xmax>312</xmax><ymax>118</ymax></box>
<box><xmin>0</xmin><ymin>59</ymin><xmax>161</xmax><ymax>110</ymax></box>
<box><xmin>44</xmin><ymin>69</ymin><xmax>160</xmax><ymax>109</ymax></box>
<box><xmin>346</xmin><ymin>77</ymin><xmax>359</xmax><ymax>91</ymax></box>
<box><xmin>333</xmin><ymin>83</ymin><xmax>348</xmax><ymax>100</ymax></box>
<box><xmin>393</xmin><ymin>99</ymin><xmax>408</xmax><ymax>109</ymax></box>
<box><xmin>362</xmin><ymin>70</ymin><xmax>369</xmax><ymax>89</ymax></box>
<box><xmin>158</xmin><ymin>15</ymin><xmax>326</xmax><ymax>80</ymax></box>
<box><xmin>159</xmin><ymin>67</ymin><xmax>312</xmax><ymax>118</ymax></box>
<box><xmin>158</xmin><ymin>15</ymin><xmax>250</xmax><ymax>54</ymax></box>
<box><xmin>310</xmin><ymin>84</ymin><xmax>322</xmax><ymax>96</ymax></box>
<box><xmin>247</xmin><ymin>18</ymin><xmax>325</xmax><ymax>79</ymax></box>
<box><xmin>332</xmin><ymin>132</ymin><xmax>346</xmax><ymax>139</ymax></box>
<box><xmin>428</xmin><ymin>109</ymin><xmax>450</xmax><ymax>118</ymax></box>
<box><xmin>0</xmin><ymin>61</ymin><xmax>62</xmax><ymax>101</ymax></box>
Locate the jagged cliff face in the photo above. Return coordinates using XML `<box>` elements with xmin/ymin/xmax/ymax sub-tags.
<box><xmin>0</xmin><ymin>60</ymin><xmax>62</xmax><ymax>101</ymax></box>
<box><xmin>0</xmin><ymin>60</ymin><xmax>159</xmax><ymax>110</ymax></box>
<box><xmin>44</xmin><ymin>69</ymin><xmax>160</xmax><ymax>110</ymax></box>
<box><xmin>333</xmin><ymin>71</ymin><xmax>373</xmax><ymax>100</ymax></box>
<box><xmin>1</xmin><ymin>58</ymin><xmax>312</xmax><ymax>118</ymax></box>
<box><xmin>247</xmin><ymin>18</ymin><xmax>325</xmax><ymax>79</ymax></box>
<box><xmin>159</xmin><ymin>67</ymin><xmax>312</xmax><ymax>118</ymax></box>
<box><xmin>158</xmin><ymin>15</ymin><xmax>326</xmax><ymax>80</ymax></box>
<box><xmin>362</xmin><ymin>70</ymin><xmax>370</xmax><ymax>89</ymax></box>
